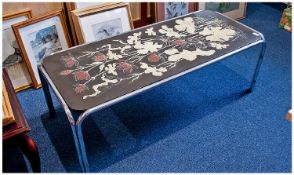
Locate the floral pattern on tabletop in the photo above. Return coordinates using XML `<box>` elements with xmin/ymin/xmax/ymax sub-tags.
<box><xmin>58</xmin><ymin>15</ymin><xmax>245</xmax><ymax>100</ymax></box>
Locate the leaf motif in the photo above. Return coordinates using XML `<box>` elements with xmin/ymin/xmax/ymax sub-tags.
<box><xmin>99</xmin><ymin>64</ymin><xmax>105</xmax><ymax>72</ymax></box>
<box><xmin>199</xmin><ymin>27</ymin><xmax>236</xmax><ymax>42</ymax></box>
<box><xmin>92</xmin><ymin>62</ymin><xmax>103</xmax><ymax>65</ymax></box>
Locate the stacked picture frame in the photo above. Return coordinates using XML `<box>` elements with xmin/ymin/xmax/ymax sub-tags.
<box><xmin>64</xmin><ymin>2</ymin><xmax>107</xmax><ymax>45</ymax></box>
<box><xmin>154</xmin><ymin>2</ymin><xmax>197</xmax><ymax>22</ymax></box>
<box><xmin>3</xmin><ymin>9</ymin><xmax>33</xmax><ymax>91</ymax></box>
<box><xmin>197</xmin><ymin>2</ymin><xmax>247</xmax><ymax>20</ymax></box>
<box><xmin>153</xmin><ymin>2</ymin><xmax>247</xmax><ymax>22</ymax></box>
<box><xmin>12</xmin><ymin>10</ymin><xmax>71</xmax><ymax>88</ymax></box>
<box><xmin>70</xmin><ymin>2</ymin><xmax>133</xmax><ymax>44</ymax></box>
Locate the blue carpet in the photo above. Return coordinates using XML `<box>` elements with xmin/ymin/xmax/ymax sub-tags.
<box><xmin>13</xmin><ymin>3</ymin><xmax>291</xmax><ymax>172</ymax></box>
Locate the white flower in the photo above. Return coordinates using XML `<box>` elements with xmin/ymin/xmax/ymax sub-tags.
<box><xmin>199</xmin><ymin>27</ymin><xmax>236</xmax><ymax>42</ymax></box>
<box><xmin>159</xmin><ymin>25</ymin><xmax>182</xmax><ymax>38</ymax></box>
<box><xmin>145</xmin><ymin>27</ymin><xmax>156</xmax><ymax>36</ymax></box>
<box><xmin>127</xmin><ymin>32</ymin><xmax>142</xmax><ymax>44</ymax></box>
<box><xmin>105</xmin><ymin>63</ymin><xmax>117</xmax><ymax>75</ymax></box>
<box><xmin>140</xmin><ymin>63</ymin><xmax>167</xmax><ymax>76</ymax></box>
<box><xmin>107</xmin><ymin>50</ymin><xmax>122</xmax><ymax>60</ymax></box>
<box><xmin>209</xmin><ymin>42</ymin><xmax>229</xmax><ymax>49</ymax></box>
<box><xmin>164</xmin><ymin>48</ymin><xmax>179</xmax><ymax>55</ymax></box>
<box><xmin>168</xmin><ymin>49</ymin><xmax>215</xmax><ymax>62</ymax></box>
<box><xmin>134</xmin><ymin>42</ymin><xmax>162</xmax><ymax>54</ymax></box>
<box><xmin>175</xmin><ymin>17</ymin><xmax>195</xmax><ymax>34</ymax></box>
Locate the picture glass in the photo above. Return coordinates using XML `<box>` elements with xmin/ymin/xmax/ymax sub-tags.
<box><xmin>3</xmin><ymin>15</ymin><xmax>28</xmax><ymax>65</ymax></box>
<box><xmin>92</xmin><ymin>18</ymin><xmax>123</xmax><ymax>41</ymax></box>
<box><xmin>80</xmin><ymin>6</ymin><xmax>131</xmax><ymax>43</ymax></box>
<box><xmin>164</xmin><ymin>2</ymin><xmax>189</xmax><ymax>19</ymax></box>
<box><xmin>198</xmin><ymin>2</ymin><xmax>246</xmax><ymax>20</ymax></box>
<box><xmin>19</xmin><ymin>16</ymin><xmax>68</xmax><ymax>84</ymax></box>
<box><xmin>3</xmin><ymin>14</ymin><xmax>33</xmax><ymax>90</ymax></box>
<box><xmin>28</xmin><ymin>25</ymin><xmax>62</xmax><ymax>63</ymax></box>
<box><xmin>205</xmin><ymin>3</ymin><xmax>240</xmax><ymax>13</ymax></box>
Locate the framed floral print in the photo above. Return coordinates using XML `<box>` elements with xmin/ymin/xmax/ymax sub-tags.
<box><xmin>3</xmin><ymin>9</ymin><xmax>33</xmax><ymax>92</ymax></box>
<box><xmin>12</xmin><ymin>10</ymin><xmax>71</xmax><ymax>88</ymax></box>
<box><xmin>71</xmin><ymin>2</ymin><xmax>133</xmax><ymax>44</ymax></box>
<box><xmin>155</xmin><ymin>2</ymin><xmax>197</xmax><ymax>22</ymax></box>
<box><xmin>197</xmin><ymin>2</ymin><xmax>247</xmax><ymax>20</ymax></box>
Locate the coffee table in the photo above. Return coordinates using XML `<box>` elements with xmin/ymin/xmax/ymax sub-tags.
<box><xmin>38</xmin><ymin>10</ymin><xmax>266</xmax><ymax>172</ymax></box>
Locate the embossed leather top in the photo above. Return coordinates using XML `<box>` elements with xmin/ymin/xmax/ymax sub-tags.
<box><xmin>42</xmin><ymin>10</ymin><xmax>263</xmax><ymax>110</ymax></box>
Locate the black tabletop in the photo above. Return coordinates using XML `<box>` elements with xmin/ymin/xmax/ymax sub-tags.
<box><xmin>42</xmin><ymin>10</ymin><xmax>262</xmax><ymax>110</ymax></box>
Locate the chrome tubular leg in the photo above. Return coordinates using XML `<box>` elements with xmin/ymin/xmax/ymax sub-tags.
<box><xmin>38</xmin><ymin>68</ymin><xmax>55</xmax><ymax>116</ymax></box>
<box><xmin>76</xmin><ymin>124</ymin><xmax>90</xmax><ymax>172</ymax></box>
<box><xmin>249</xmin><ymin>41</ymin><xmax>266</xmax><ymax>92</ymax></box>
<box><xmin>71</xmin><ymin>125</ymin><xmax>86</xmax><ymax>172</ymax></box>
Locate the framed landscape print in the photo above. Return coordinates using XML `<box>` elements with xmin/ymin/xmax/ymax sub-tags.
<box><xmin>3</xmin><ymin>9</ymin><xmax>33</xmax><ymax>92</ymax></box>
<box><xmin>71</xmin><ymin>2</ymin><xmax>133</xmax><ymax>44</ymax></box>
<box><xmin>155</xmin><ymin>2</ymin><xmax>197</xmax><ymax>22</ymax></box>
<box><xmin>12</xmin><ymin>10</ymin><xmax>71</xmax><ymax>88</ymax></box>
<box><xmin>65</xmin><ymin>2</ymin><xmax>108</xmax><ymax>45</ymax></box>
<box><xmin>198</xmin><ymin>2</ymin><xmax>247</xmax><ymax>20</ymax></box>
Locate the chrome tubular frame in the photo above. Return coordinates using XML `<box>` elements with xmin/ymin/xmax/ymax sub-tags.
<box><xmin>249</xmin><ymin>39</ymin><xmax>267</xmax><ymax>92</ymax></box>
<box><xmin>37</xmin><ymin>12</ymin><xmax>266</xmax><ymax>172</ymax></box>
<box><xmin>38</xmin><ymin>65</ymin><xmax>89</xmax><ymax>172</ymax></box>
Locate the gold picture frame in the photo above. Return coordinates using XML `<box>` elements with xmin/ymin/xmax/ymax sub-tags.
<box><xmin>12</xmin><ymin>10</ymin><xmax>72</xmax><ymax>88</ymax></box>
<box><xmin>71</xmin><ymin>2</ymin><xmax>134</xmax><ymax>44</ymax></box>
<box><xmin>2</xmin><ymin>81</ymin><xmax>15</xmax><ymax>126</ymax></box>
<box><xmin>64</xmin><ymin>2</ymin><xmax>108</xmax><ymax>45</ymax></box>
<box><xmin>3</xmin><ymin>9</ymin><xmax>33</xmax><ymax>92</ymax></box>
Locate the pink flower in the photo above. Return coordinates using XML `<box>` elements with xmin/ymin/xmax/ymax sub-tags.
<box><xmin>62</xmin><ymin>56</ymin><xmax>77</xmax><ymax>68</ymax></box>
<box><xmin>59</xmin><ymin>70</ymin><xmax>74</xmax><ymax>76</ymax></box>
<box><xmin>73</xmin><ymin>71</ymin><xmax>90</xmax><ymax>81</ymax></box>
<box><xmin>74</xmin><ymin>84</ymin><xmax>89</xmax><ymax>93</ymax></box>
<box><xmin>174</xmin><ymin>39</ymin><xmax>185</xmax><ymax>46</ymax></box>
<box><xmin>148</xmin><ymin>54</ymin><xmax>160</xmax><ymax>63</ymax></box>
<box><xmin>116</xmin><ymin>62</ymin><xmax>136</xmax><ymax>73</ymax></box>
<box><xmin>93</xmin><ymin>54</ymin><xmax>107</xmax><ymax>62</ymax></box>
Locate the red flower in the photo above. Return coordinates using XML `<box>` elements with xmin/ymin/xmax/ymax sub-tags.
<box><xmin>174</xmin><ymin>39</ymin><xmax>185</xmax><ymax>46</ymax></box>
<box><xmin>73</xmin><ymin>71</ymin><xmax>90</xmax><ymax>81</ymax></box>
<box><xmin>59</xmin><ymin>70</ymin><xmax>74</xmax><ymax>76</ymax></box>
<box><xmin>148</xmin><ymin>54</ymin><xmax>160</xmax><ymax>63</ymax></box>
<box><xmin>116</xmin><ymin>62</ymin><xmax>136</xmax><ymax>73</ymax></box>
<box><xmin>93</xmin><ymin>54</ymin><xmax>107</xmax><ymax>62</ymax></box>
<box><xmin>74</xmin><ymin>84</ymin><xmax>89</xmax><ymax>93</ymax></box>
<box><xmin>62</xmin><ymin>56</ymin><xmax>77</xmax><ymax>68</ymax></box>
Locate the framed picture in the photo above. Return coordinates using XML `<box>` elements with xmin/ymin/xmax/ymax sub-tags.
<box><xmin>71</xmin><ymin>2</ymin><xmax>133</xmax><ymax>44</ymax></box>
<box><xmin>66</xmin><ymin>2</ymin><xmax>106</xmax><ymax>11</ymax></box>
<box><xmin>65</xmin><ymin>2</ymin><xmax>108</xmax><ymax>45</ymax></box>
<box><xmin>155</xmin><ymin>2</ymin><xmax>197</xmax><ymax>22</ymax></box>
<box><xmin>12</xmin><ymin>10</ymin><xmax>71</xmax><ymax>88</ymax></box>
<box><xmin>3</xmin><ymin>9</ymin><xmax>33</xmax><ymax>92</ymax></box>
<box><xmin>197</xmin><ymin>2</ymin><xmax>247</xmax><ymax>20</ymax></box>
<box><xmin>2</xmin><ymin>81</ymin><xmax>15</xmax><ymax>126</ymax></box>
